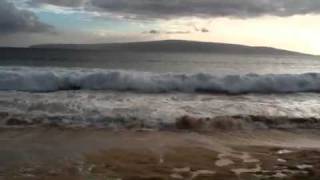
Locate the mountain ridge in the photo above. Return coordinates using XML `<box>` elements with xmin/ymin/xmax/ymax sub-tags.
<box><xmin>29</xmin><ymin>40</ymin><xmax>313</xmax><ymax>56</ymax></box>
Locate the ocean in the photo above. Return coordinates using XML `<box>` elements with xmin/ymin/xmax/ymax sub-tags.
<box><xmin>3</xmin><ymin>50</ymin><xmax>320</xmax><ymax>179</ymax></box>
<box><xmin>1</xmin><ymin>51</ymin><xmax>320</xmax><ymax>128</ymax></box>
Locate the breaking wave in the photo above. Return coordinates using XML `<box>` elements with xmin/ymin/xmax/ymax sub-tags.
<box><xmin>1</xmin><ymin>67</ymin><xmax>320</xmax><ymax>94</ymax></box>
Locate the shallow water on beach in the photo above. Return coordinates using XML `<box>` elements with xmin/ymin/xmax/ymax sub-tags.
<box><xmin>1</xmin><ymin>90</ymin><xmax>320</xmax><ymax>128</ymax></box>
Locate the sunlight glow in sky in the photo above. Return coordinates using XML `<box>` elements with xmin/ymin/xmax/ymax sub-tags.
<box><xmin>1</xmin><ymin>0</ymin><xmax>320</xmax><ymax>55</ymax></box>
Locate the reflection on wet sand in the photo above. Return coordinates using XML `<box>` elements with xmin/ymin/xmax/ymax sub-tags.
<box><xmin>1</xmin><ymin>128</ymin><xmax>320</xmax><ymax>179</ymax></box>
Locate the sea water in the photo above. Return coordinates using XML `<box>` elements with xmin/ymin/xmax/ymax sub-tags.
<box><xmin>0</xmin><ymin>51</ymin><xmax>320</xmax><ymax>128</ymax></box>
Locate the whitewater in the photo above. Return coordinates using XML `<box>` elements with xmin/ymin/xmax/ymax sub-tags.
<box><xmin>1</xmin><ymin>66</ymin><xmax>320</xmax><ymax>94</ymax></box>
<box><xmin>1</xmin><ymin>66</ymin><xmax>320</xmax><ymax>129</ymax></box>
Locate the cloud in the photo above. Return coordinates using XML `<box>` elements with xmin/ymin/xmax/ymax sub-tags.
<box><xmin>28</xmin><ymin>0</ymin><xmax>88</xmax><ymax>7</ymax></box>
<box><xmin>0</xmin><ymin>0</ymin><xmax>53</xmax><ymax>35</ymax></box>
<box><xmin>89</xmin><ymin>0</ymin><xmax>320</xmax><ymax>19</ymax></box>
<box><xmin>192</xmin><ymin>25</ymin><xmax>210</xmax><ymax>33</ymax></box>
<box><xmin>25</xmin><ymin>0</ymin><xmax>320</xmax><ymax>19</ymax></box>
<box><xmin>200</xmin><ymin>28</ymin><xmax>210</xmax><ymax>33</ymax></box>
<box><xmin>148</xmin><ymin>30</ymin><xmax>160</xmax><ymax>34</ymax></box>
<box><xmin>165</xmin><ymin>31</ymin><xmax>190</xmax><ymax>34</ymax></box>
<box><xmin>144</xmin><ymin>29</ymin><xmax>190</xmax><ymax>34</ymax></box>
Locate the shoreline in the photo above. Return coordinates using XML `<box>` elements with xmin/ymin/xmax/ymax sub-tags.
<box><xmin>3</xmin><ymin>114</ymin><xmax>320</xmax><ymax>131</ymax></box>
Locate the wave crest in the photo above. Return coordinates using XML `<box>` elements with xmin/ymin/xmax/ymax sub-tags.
<box><xmin>1</xmin><ymin>67</ymin><xmax>320</xmax><ymax>94</ymax></box>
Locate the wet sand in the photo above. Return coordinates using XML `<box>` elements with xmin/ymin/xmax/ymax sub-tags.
<box><xmin>1</xmin><ymin>128</ymin><xmax>320</xmax><ymax>180</ymax></box>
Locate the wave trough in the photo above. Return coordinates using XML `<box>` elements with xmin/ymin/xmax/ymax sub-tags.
<box><xmin>1</xmin><ymin>67</ymin><xmax>320</xmax><ymax>94</ymax></box>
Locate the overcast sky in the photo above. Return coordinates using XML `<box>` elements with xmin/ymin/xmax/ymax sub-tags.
<box><xmin>1</xmin><ymin>0</ymin><xmax>320</xmax><ymax>54</ymax></box>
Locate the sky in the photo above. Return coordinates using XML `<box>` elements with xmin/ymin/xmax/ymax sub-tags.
<box><xmin>0</xmin><ymin>0</ymin><xmax>320</xmax><ymax>55</ymax></box>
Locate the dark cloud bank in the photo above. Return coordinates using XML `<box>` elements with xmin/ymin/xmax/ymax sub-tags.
<box><xmin>2</xmin><ymin>0</ymin><xmax>320</xmax><ymax>36</ymax></box>
<box><xmin>30</xmin><ymin>0</ymin><xmax>320</xmax><ymax>19</ymax></box>
<box><xmin>1</xmin><ymin>0</ymin><xmax>320</xmax><ymax>46</ymax></box>
<box><xmin>0</xmin><ymin>0</ymin><xmax>52</xmax><ymax>35</ymax></box>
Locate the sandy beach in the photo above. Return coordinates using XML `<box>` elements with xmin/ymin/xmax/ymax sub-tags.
<box><xmin>1</xmin><ymin>0</ymin><xmax>320</xmax><ymax>179</ymax></box>
<box><xmin>1</xmin><ymin>127</ymin><xmax>320</xmax><ymax>180</ymax></box>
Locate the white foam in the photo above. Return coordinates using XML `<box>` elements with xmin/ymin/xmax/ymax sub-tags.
<box><xmin>1</xmin><ymin>88</ymin><xmax>320</xmax><ymax>128</ymax></box>
<box><xmin>1</xmin><ymin>67</ymin><xmax>320</xmax><ymax>94</ymax></box>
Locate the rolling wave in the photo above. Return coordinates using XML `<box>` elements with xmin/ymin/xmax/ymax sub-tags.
<box><xmin>0</xmin><ymin>67</ymin><xmax>320</xmax><ymax>94</ymax></box>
